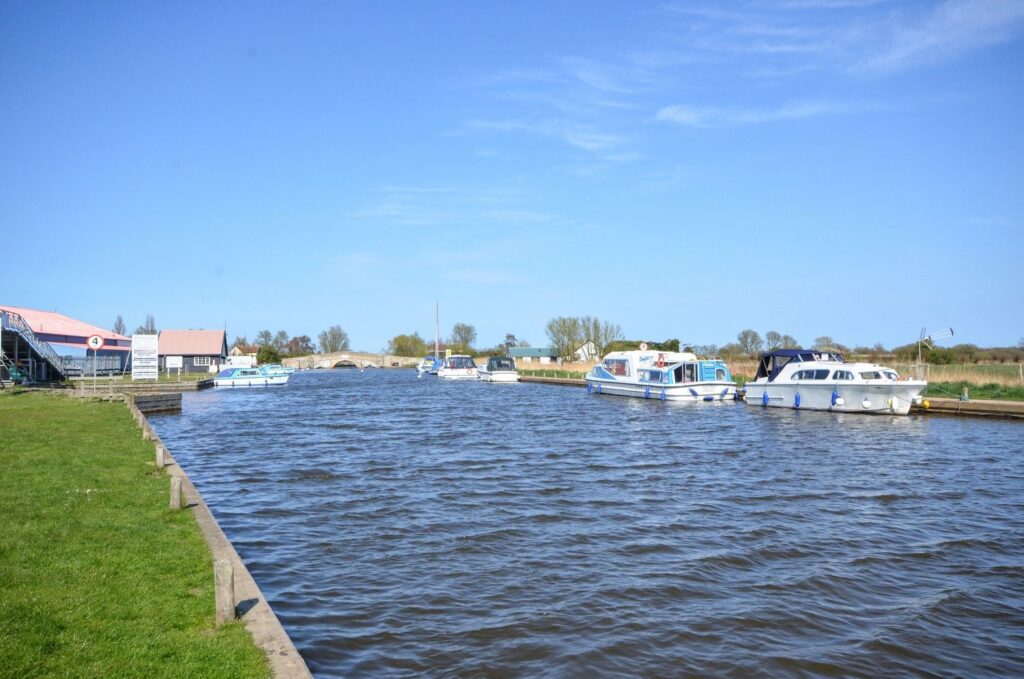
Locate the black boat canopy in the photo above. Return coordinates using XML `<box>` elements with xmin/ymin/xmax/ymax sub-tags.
<box><xmin>755</xmin><ymin>349</ymin><xmax>845</xmax><ymax>382</ymax></box>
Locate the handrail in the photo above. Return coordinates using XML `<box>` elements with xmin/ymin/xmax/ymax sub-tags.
<box><xmin>0</xmin><ymin>310</ymin><xmax>69</xmax><ymax>378</ymax></box>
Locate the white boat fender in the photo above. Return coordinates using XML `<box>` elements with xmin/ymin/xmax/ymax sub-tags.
<box><xmin>861</xmin><ymin>398</ymin><xmax>872</xmax><ymax>409</ymax></box>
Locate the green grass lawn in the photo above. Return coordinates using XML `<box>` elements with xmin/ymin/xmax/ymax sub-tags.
<box><xmin>0</xmin><ymin>391</ymin><xmax>268</xmax><ymax>678</ymax></box>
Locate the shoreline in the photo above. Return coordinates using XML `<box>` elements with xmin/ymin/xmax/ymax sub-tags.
<box><xmin>519</xmin><ymin>376</ymin><xmax>1024</xmax><ymax>419</ymax></box>
<box><xmin>131</xmin><ymin>398</ymin><xmax>312</xmax><ymax>678</ymax></box>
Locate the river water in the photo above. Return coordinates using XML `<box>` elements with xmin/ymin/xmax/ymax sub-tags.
<box><xmin>149</xmin><ymin>370</ymin><xmax>1024</xmax><ymax>677</ymax></box>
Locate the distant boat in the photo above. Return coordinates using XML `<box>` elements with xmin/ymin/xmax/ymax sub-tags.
<box><xmin>585</xmin><ymin>348</ymin><xmax>736</xmax><ymax>401</ymax></box>
<box><xmin>478</xmin><ymin>356</ymin><xmax>519</xmax><ymax>383</ymax></box>
<box><xmin>742</xmin><ymin>349</ymin><xmax>926</xmax><ymax>415</ymax></box>
<box><xmin>437</xmin><ymin>354</ymin><xmax>479</xmax><ymax>380</ymax></box>
<box><xmin>259</xmin><ymin>363</ymin><xmax>295</xmax><ymax>376</ymax></box>
<box><xmin>416</xmin><ymin>355</ymin><xmax>439</xmax><ymax>377</ymax></box>
<box><xmin>214</xmin><ymin>367</ymin><xmax>289</xmax><ymax>387</ymax></box>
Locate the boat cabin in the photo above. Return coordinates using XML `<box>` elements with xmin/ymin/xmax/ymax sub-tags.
<box><xmin>755</xmin><ymin>349</ymin><xmax>846</xmax><ymax>382</ymax></box>
<box><xmin>591</xmin><ymin>350</ymin><xmax>732</xmax><ymax>385</ymax></box>
<box><xmin>485</xmin><ymin>356</ymin><xmax>516</xmax><ymax>372</ymax></box>
<box><xmin>444</xmin><ymin>355</ymin><xmax>477</xmax><ymax>369</ymax></box>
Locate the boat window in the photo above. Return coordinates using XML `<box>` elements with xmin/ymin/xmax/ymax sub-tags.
<box><xmin>860</xmin><ymin>371</ymin><xmax>882</xmax><ymax>380</ymax></box>
<box><xmin>642</xmin><ymin>370</ymin><xmax>665</xmax><ymax>383</ymax></box>
<box><xmin>716</xmin><ymin>368</ymin><xmax>727</xmax><ymax>381</ymax></box>
<box><xmin>684</xmin><ymin>363</ymin><xmax>696</xmax><ymax>382</ymax></box>
<box><xmin>674</xmin><ymin>366</ymin><xmax>684</xmax><ymax>383</ymax></box>
<box><xmin>604</xmin><ymin>359</ymin><xmax>629</xmax><ymax>376</ymax></box>
<box><xmin>813</xmin><ymin>369</ymin><xmax>829</xmax><ymax>379</ymax></box>
<box><xmin>241</xmin><ymin>370</ymin><xmax>258</xmax><ymax>376</ymax></box>
<box><xmin>884</xmin><ymin>371</ymin><xmax>898</xmax><ymax>380</ymax></box>
<box><xmin>832</xmin><ymin>370</ymin><xmax>854</xmax><ymax>380</ymax></box>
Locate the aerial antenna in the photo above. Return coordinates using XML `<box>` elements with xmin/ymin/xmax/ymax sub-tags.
<box><xmin>916</xmin><ymin>327</ymin><xmax>954</xmax><ymax>378</ymax></box>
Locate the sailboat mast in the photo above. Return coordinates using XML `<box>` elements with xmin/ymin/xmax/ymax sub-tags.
<box><xmin>434</xmin><ymin>302</ymin><xmax>440</xmax><ymax>356</ymax></box>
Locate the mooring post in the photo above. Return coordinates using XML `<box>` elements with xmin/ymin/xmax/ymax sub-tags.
<box><xmin>155</xmin><ymin>444</ymin><xmax>165</xmax><ymax>469</ymax></box>
<box><xmin>170</xmin><ymin>476</ymin><xmax>182</xmax><ymax>510</ymax></box>
<box><xmin>214</xmin><ymin>559</ymin><xmax>236</xmax><ymax>625</ymax></box>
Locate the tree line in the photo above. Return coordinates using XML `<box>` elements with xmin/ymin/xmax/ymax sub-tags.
<box><xmin>386</xmin><ymin>324</ymin><xmax>530</xmax><ymax>357</ymax></box>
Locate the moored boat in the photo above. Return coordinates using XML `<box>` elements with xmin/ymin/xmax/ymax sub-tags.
<box><xmin>214</xmin><ymin>367</ymin><xmax>290</xmax><ymax>387</ymax></box>
<box><xmin>436</xmin><ymin>354</ymin><xmax>478</xmax><ymax>380</ymax></box>
<box><xmin>478</xmin><ymin>356</ymin><xmax>519</xmax><ymax>383</ymax></box>
<box><xmin>585</xmin><ymin>349</ymin><xmax>737</xmax><ymax>401</ymax></box>
<box><xmin>260</xmin><ymin>363</ymin><xmax>295</xmax><ymax>376</ymax></box>
<box><xmin>742</xmin><ymin>349</ymin><xmax>926</xmax><ymax>414</ymax></box>
<box><xmin>417</xmin><ymin>355</ymin><xmax>440</xmax><ymax>377</ymax></box>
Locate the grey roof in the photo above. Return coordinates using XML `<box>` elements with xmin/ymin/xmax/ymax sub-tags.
<box><xmin>508</xmin><ymin>347</ymin><xmax>557</xmax><ymax>357</ymax></box>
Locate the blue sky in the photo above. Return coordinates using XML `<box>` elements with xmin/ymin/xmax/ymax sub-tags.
<box><xmin>2</xmin><ymin>1</ymin><xmax>1022</xmax><ymax>351</ymax></box>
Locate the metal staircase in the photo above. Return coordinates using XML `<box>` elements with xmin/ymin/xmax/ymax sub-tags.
<box><xmin>0</xmin><ymin>309</ymin><xmax>69</xmax><ymax>383</ymax></box>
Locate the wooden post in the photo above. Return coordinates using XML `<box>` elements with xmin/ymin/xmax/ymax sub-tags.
<box><xmin>214</xmin><ymin>559</ymin><xmax>236</xmax><ymax>625</ymax></box>
<box><xmin>170</xmin><ymin>476</ymin><xmax>182</xmax><ymax>510</ymax></box>
<box><xmin>155</xmin><ymin>444</ymin><xmax>165</xmax><ymax>469</ymax></box>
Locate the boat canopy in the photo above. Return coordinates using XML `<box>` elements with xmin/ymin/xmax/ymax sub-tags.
<box><xmin>755</xmin><ymin>349</ymin><xmax>846</xmax><ymax>382</ymax></box>
<box><xmin>486</xmin><ymin>356</ymin><xmax>516</xmax><ymax>372</ymax></box>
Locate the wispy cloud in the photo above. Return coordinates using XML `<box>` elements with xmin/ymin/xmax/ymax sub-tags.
<box><xmin>463</xmin><ymin>118</ymin><xmax>627</xmax><ymax>152</ymax></box>
<box><xmin>858</xmin><ymin>0</ymin><xmax>1024</xmax><ymax>73</ymax></box>
<box><xmin>351</xmin><ymin>185</ymin><xmax>562</xmax><ymax>229</ymax></box>
<box><xmin>661</xmin><ymin>0</ymin><xmax>1024</xmax><ymax>75</ymax></box>
<box><xmin>655</xmin><ymin>100</ymin><xmax>873</xmax><ymax>127</ymax></box>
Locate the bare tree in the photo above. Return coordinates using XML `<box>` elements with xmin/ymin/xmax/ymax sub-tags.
<box><xmin>545</xmin><ymin>316</ymin><xmax>584</xmax><ymax>362</ymax></box>
<box><xmin>113</xmin><ymin>315</ymin><xmax>126</xmax><ymax>336</ymax></box>
<box><xmin>781</xmin><ymin>335</ymin><xmax>800</xmax><ymax>349</ymax></box>
<box><xmin>813</xmin><ymin>336</ymin><xmax>838</xmax><ymax>351</ymax></box>
<box><xmin>231</xmin><ymin>335</ymin><xmax>249</xmax><ymax>349</ymax></box>
<box><xmin>318</xmin><ymin>326</ymin><xmax>350</xmax><ymax>354</ymax></box>
<box><xmin>449</xmin><ymin>323</ymin><xmax>477</xmax><ymax>352</ymax></box>
<box><xmin>273</xmin><ymin>330</ymin><xmax>289</xmax><ymax>351</ymax></box>
<box><xmin>134</xmin><ymin>314</ymin><xmax>157</xmax><ymax>335</ymax></box>
<box><xmin>255</xmin><ymin>330</ymin><xmax>274</xmax><ymax>348</ymax></box>
<box><xmin>581</xmin><ymin>316</ymin><xmax>623</xmax><ymax>359</ymax></box>
<box><xmin>765</xmin><ymin>330</ymin><xmax>782</xmax><ymax>350</ymax></box>
<box><xmin>737</xmin><ymin>329</ymin><xmax>763</xmax><ymax>357</ymax></box>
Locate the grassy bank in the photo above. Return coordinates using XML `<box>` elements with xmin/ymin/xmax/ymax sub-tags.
<box><xmin>924</xmin><ymin>381</ymin><xmax>1024</xmax><ymax>402</ymax></box>
<box><xmin>0</xmin><ymin>391</ymin><xmax>268</xmax><ymax>677</ymax></box>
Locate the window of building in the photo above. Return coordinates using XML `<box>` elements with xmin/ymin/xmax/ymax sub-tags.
<box><xmin>194</xmin><ymin>356</ymin><xmax>212</xmax><ymax>366</ymax></box>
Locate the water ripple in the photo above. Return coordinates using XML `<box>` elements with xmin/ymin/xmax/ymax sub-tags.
<box><xmin>150</xmin><ymin>370</ymin><xmax>1024</xmax><ymax>677</ymax></box>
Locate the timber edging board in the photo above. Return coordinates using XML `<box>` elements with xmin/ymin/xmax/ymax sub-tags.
<box><xmin>127</xmin><ymin>401</ymin><xmax>313</xmax><ymax>678</ymax></box>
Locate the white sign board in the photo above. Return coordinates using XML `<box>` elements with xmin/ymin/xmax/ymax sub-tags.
<box><xmin>132</xmin><ymin>334</ymin><xmax>159</xmax><ymax>380</ymax></box>
<box><xmin>86</xmin><ymin>335</ymin><xmax>104</xmax><ymax>350</ymax></box>
<box><xmin>166</xmin><ymin>355</ymin><xmax>183</xmax><ymax>369</ymax></box>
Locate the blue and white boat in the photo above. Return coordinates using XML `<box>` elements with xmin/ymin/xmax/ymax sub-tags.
<box><xmin>260</xmin><ymin>363</ymin><xmax>295</xmax><ymax>377</ymax></box>
<box><xmin>416</xmin><ymin>355</ymin><xmax>440</xmax><ymax>377</ymax></box>
<box><xmin>214</xmin><ymin>367</ymin><xmax>290</xmax><ymax>387</ymax></box>
<box><xmin>585</xmin><ymin>349</ymin><xmax>736</xmax><ymax>401</ymax></box>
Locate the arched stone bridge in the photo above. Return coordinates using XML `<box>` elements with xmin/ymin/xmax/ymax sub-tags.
<box><xmin>282</xmin><ymin>351</ymin><xmax>419</xmax><ymax>370</ymax></box>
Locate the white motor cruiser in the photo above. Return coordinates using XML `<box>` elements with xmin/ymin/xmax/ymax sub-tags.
<box><xmin>585</xmin><ymin>347</ymin><xmax>737</xmax><ymax>401</ymax></box>
<box><xmin>436</xmin><ymin>354</ymin><xmax>479</xmax><ymax>380</ymax></box>
<box><xmin>743</xmin><ymin>350</ymin><xmax>926</xmax><ymax>415</ymax></box>
<box><xmin>478</xmin><ymin>356</ymin><xmax>519</xmax><ymax>383</ymax></box>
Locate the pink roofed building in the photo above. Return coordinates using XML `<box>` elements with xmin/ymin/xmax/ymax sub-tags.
<box><xmin>158</xmin><ymin>329</ymin><xmax>228</xmax><ymax>373</ymax></box>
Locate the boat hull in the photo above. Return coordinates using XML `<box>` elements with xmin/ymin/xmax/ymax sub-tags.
<box><xmin>214</xmin><ymin>375</ymin><xmax>290</xmax><ymax>387</ymax></box>
<box><xmin>479</xmin><ymin>371</ymin><xmax>519</xmax><ymax>383</ymax></box>
<box><xmin>742</xmin><ymin>381</ymin><xmax>925</xmax><ymax>415</ymax></box>
<box><xmin>437</xmin><ymin>369</ymin><xmax>478</xmax><ymax>380</ymax></box>
<box><xmin>585</xmin><ymin>378</ymin><xmax>737</xmax><ymax>401</ymax></box>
